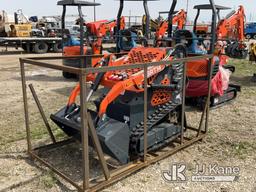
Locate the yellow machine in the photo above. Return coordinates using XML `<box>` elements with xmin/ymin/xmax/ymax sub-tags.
<box><xmin>248</xmin><ymin>43</ymin><xmax>256</xmax><ymax>82</ymax></box>
<box><xmin>0</xmin><ymin>9</ymin><xmax>32</xmax><ymax>37</ymax></box>
<box><xmin>249</xmin><ymin>42</ymin><xmax>256</xmax><ymax>63</ymax></box>
<box><xmin>10</xmin><ymin>24</ymin><xmax>32</xmax><ymax>37</ymax></box>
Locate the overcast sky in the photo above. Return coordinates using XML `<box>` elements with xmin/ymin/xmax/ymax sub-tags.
<box><xmin>1</xmin><ymin>0</ymin><xmax>256</xmax><ymax>22</ymax></box>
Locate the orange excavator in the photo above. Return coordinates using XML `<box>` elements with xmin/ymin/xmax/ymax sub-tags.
<box><xmin>216</xmin><ymin>5</ymin><xmax>248</xmax><ymax>59</ymax></box>
<box><xmin>193</xmin><ymin>4</ymin><xmax>247</xmax><ymax>59</ymax></box>
<box><xmin>64</xmin><ymin>16</ymin><xmax>125</xmax><ymax>56</ymax></box>
<box><xmin>86</xmin><ymin>16</ymin><xmax>126</xmax><ymax>54</ymax></box>
<box><xmin>193</xmin><ymin>5</ymin><xmax>231</xmax><ymax>37</ymax></box>
<box><xmin>155</xmin><ymin>9</ymin><xmax>187</xmax><ymax>47</ymax></box>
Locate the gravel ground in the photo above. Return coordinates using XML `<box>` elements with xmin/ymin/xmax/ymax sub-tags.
<box><xmin>0</xmin><ymin>47</ymin><xmax>255</xmax><ymax>192</ymax></box>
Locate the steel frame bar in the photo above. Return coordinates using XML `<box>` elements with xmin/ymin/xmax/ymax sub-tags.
<box><xmin>20</xmin><ymin>60</ymin><xmax>32</xmax><ymax>152</ymax></box>
<box><xmin>79</xmin><ymin>73</ymin><xmax>90</xmax><ymax>190</ymax></box>
<box><xmin>143</xmin><ymin>65</ymin><xmax>148</xmax><ymax>162</ymax></box>
<box><xmin>28</xmin><ymin>84</ymin><xmax>56</xmax><ymax>144</ymax></box>
<box><xmin>89</xmin><ymin>134</ymin><xmax>206</xmax><ymax>192</ymax></box>
<box><xmin>180</xmin><ymin>61</ymin><xmax>187</xmax><ymax>144</ymax></box>
<box><xmin>29</xmin><ymin>151</ymin><xmax>82</xmax><ymax>190</ymax></box>
<box><xmin>21</xmin><ymin>54</ymin><xmax>212</xmax><ymax>73</ymax></box>
<box><xmin>22</xmin><ymin>52</ymin><xmax>128</xmax><ymax>63</ymax></box>
<box><xmin>33</xmin><ymin>138</ymin><xmax>75</xmax><ymax>152</ymax></box>
<box><xmin>87</xmin><ymin>113</ymin><xmax>110</xmax><ymax>180</ymax></box>
<box><xmin>20</xmin><ymin>53</ymin><xmax>213</xmax><ymax>192</ymax></box>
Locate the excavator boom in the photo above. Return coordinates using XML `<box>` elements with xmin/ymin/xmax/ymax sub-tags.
<box><xmin>216</xmin><ymin>5</ymin><xmax>247</xmax><ymax>59</ymax></box>
<box><xmin>216</xmin><ymin>5</ymin><xmax>245</xmax><ymax>41</ymax></box>
<box><xmin>155</xmin><ymin>9</ymin><xmax>187</xmax><ymax>46</ymax></box>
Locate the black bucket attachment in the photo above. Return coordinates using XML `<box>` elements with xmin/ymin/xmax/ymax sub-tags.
<box><xmin>51</xmin><ymin>105</ymin><xmax>182</xmax><ymax>164</ymax></box>
<box><xmin>50</xmin><ymin>106</ymin><xmax>81</xmax><ymax>137</ymax></box>
<box><xmin>50</xmin><ymin>106</ymin><xmax>131</xmax><ymax>164</ymax></box>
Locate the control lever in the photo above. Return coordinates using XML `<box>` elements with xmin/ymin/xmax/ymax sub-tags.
<box><xmin>86</xmin><ymin>56</ymin><xmax>110</xmax><ymax>101</ymax></box>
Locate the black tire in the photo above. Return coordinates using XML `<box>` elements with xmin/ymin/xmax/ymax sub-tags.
<box><xmin>173</xmin><ymin>43</ymin><xmax>187</xmax><ymax>58</ymax></box>
<box><xmin>33</xmin><ymin>42</ymin><xmax>49</xmax><ymax>54</ymax></box>
<box><xmin>223</xmin><ymin>65</ymin><xmax>235</xmax><ymax>73</ymax></box>
<box><xmin>62</xmin><ymin>71</ymin><xmax>77</xmax><ymax>79</ymax></box>
<box><xmin>251</xmin><ymin>73</ymin><xmax>256</xmax><ymax>82</ymax></box>
<box><xmin>245</xmin><ymin>34</ymin><xmax>251</xmax><ymax>39</ymax></box>
<box><xmin>228</xmin><ymin>42</ymin><xmax>248</xmax><ymax>59</ymax></box>
<box><xmin>53</xmin><ymin>42</ymin><xmax>62</xmax><ymax>52</ymax></box>
<box><xmin>225</xmin><ymin>43</ymin><xmax>233</xmax><ymax>57</ymax></box>
<box><xmin>21</xmin><ymin>44</ymin><xmax>33</xmax><ymax>53</ymax></box>
<box><xmin>62</xmin><ymin>58</ymin><xmax>81</xmax><ymax>79</ymax></box>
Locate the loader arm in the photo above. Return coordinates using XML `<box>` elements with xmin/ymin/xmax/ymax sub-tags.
<box><xmin>66</xmin><ymin>47</ymin><xmax>170</xmax><ymax>117</ymax></box>
<box><xmin>67</xmin><ymin>62</ymin><xmax>167</xmax><ymax>117</ymax></box>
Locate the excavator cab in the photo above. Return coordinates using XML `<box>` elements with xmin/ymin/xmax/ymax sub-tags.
<box><xmin>116</xmin><ymin>0</ymin><xmax>159</xmax><ymax>52</ymax></box>
<box><xmin>193</xmin><ymin>4</ymin><xmax>231</xmax><ymax>36</ymax></box>
<box><xmin>193</xmin><ymin>4</ymin><xmax>248</xmax><ymax>59</ymax></box>
<box><xmin>187</xmin><ymin>4</ymin><xmax>241</xmax><ymax>108</ymax></box>
<box><xmin>154</xmin><ymin>9</ymin><xmax>187</xmax><ymax>47</ymax></box>
<box><xmin>173</xmin><ymin>29</ymin><xmax>207</xmax><ymax>55</ymax></box>
<box><xmin>59</xmin><ymin>0</ymin><xmax>101</xmax><ymax>78</ymax></box>
<box><xmin>165</xmin><ymin>0</ymin><xmax>240</xmax><ymax>108</ymax></box>
<box><xmin>174</xmin><ymin>4</ymin><xmax>230</xmax><ymax>55</ymax></box>
<box><xmin>117</xmin><ymin>29</ymin><xmax>137</xmax><ymax>51</ymax></box>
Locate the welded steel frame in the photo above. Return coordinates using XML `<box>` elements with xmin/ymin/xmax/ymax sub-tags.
<box><xmin>20</xmin><ymin>53</ymin><xmax>213</xmax><ymax>192</ymax></box>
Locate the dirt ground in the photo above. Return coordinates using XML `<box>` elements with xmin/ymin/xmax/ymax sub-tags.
<box><xmin>0</xmin><ymin>47</ymin><xmax>256</xmax><ymax>192</ymax></box>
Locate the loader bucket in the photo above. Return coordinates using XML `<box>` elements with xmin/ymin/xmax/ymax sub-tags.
<box><xmin>50</xmin><ymin>107</ymin><xmax>131</xmax><ymax>164</ymax></box>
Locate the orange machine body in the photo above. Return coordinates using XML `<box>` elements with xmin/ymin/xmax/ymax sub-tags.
<box><xmin>63</xmin><ymin>46</ymin><xmax>88</xmax><ymax>56</ymax></box>
<box><xmin>186</xmin><ymin>59</ymin><xmax>211</xmax><ymax>78</ymax></box>
<box><xmin>66</xmin><ymin>47</ymin><xmax>224</xmax><ymax>116</ymax></box>
<box><xmin>86</xmin><ymin>20</ymin><xmax>108</xmax><ymax>35</ymax></box>
<box><xmin>67</xmin><ymin>47</ymin><xmax>172</xmax><ymax>116</ymax></box>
